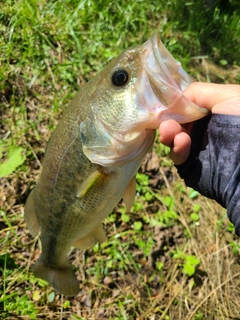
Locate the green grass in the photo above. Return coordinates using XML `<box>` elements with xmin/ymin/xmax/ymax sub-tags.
<box><xmin>1</xmin><ymin>0</ymin><xmax>240</xmax><ymax>319</ymax></box>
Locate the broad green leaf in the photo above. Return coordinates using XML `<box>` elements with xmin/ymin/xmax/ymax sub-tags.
<box><xmin>0</xmin><ymin>146</ymin><xmax>26</xmax><ymax>178</ymax></box>
<box><xmin>183</xmin><ymin>263</ymin><xmax>195</xmax><ymax>276</ymax></box>
<box><xmin>189</xmin><ymin>189</ymin><xmax>199</xmax><ymax>199</ymax></box>
<box><xmin>133</xmin><ymin>221</ymin><xmax>142</xmax><ymax>231</ymax></box>
<box><xmin>121</xmin><ymin>213</ymin><xmax>130</xmax><ymax>223</ymax></box>
<box><xmin>63</xmin><ymin>300</ymin><xmax>70</xmax><ymax>309</ymax></box>
<box><xmin>32</xmin><ymin>290</ymin><xmax>41</xmax><ymax>301</ymax></box>
<box><xmin>156</xmin><ymin>262</ymin><xmax>164</xmax><ymax>271</ymax></box>
<box><xmin>193</xmin><ymin>204</ymin><xmax>201</xmax><ymax>212</ymax></box>
<box><xmin>47</xmin><ymin>292</ymin><xmax>55</xmax><ymax>303</ymax></box>
<box><xmin>150</xmin><ymin>217</ymin><xmax>163</xmax><ymax>227</ymax></box>
<box><xmin>190</xmin><ymin>213</ymin><xmax>199</xmax><ymax>222</ymax></box>
<box><xmin>186</xmin><ymin>255</ymin><xmax>200</xmax><ymax>266</ymax></box>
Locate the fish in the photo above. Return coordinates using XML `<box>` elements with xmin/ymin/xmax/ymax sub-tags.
<box><xmin>24</xmin><ymin>33</ymin><xmax>208</xmax><ymax>296</ymax></box>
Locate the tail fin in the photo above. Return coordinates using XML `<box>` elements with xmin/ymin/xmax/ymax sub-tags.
<box><xmin>33</xmin><ymin>258</ymin><xmax>79</xmax><ymax>297</ymax></box>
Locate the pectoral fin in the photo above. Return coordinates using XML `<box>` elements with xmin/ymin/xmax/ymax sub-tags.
<box><xmin>24</xmin><ymin>189</ymin><xmax>40</xmax><ymax>237</ymax></box>
<box><xmin>74</xmin><ymin>224</ymin><xmax>107</xmax><ymax>249</ymax></box>
<box><xmin>76</xmin><ymin>170</ymin><xmax>102</xmax><ymax>198</ymax></box>
<box><xmin>122</xmin><ymin>176</ymin><xmax>136</xmax><ymax>212</ymax></box>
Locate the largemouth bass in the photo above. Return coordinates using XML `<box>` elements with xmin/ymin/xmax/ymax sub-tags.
<box><xmin>24</xmin><ymin>33</ymin><xmax>208</xmax><ymax>296</ymax></box>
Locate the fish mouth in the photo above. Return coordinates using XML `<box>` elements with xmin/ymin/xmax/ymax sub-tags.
<box><xmin>140</xmin><ymin>33</ymin><xmax>209</xmax><ymax>126</ymax></box>
<box><xmin>149</xmin><ymin>33</ymin><xmax>192</xmax><ymax>91</ymax></box>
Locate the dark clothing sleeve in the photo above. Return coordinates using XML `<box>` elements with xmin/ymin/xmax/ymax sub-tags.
<box><xmin>175</xmin><ymin>114</ymin><xmax>240</xmax><ymax>236</ymax></box>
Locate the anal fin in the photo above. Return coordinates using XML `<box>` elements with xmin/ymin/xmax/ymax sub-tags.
<box><xmin>74</xmin><ymin>224</ymin><xmax>106</xmax><ymax>249</ymax></box>
<box><xmin>24</xmin><ymin>189</ymin><xmax>40</xmax><ymax>237</ymax></box>
<box><xmin>122</xmin><ymin>176</ymin><xmax>136</xmax><ymax>212</ymax></box>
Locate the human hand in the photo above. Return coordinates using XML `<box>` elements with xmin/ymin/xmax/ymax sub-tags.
<box><xmin>159</xmin><ymin>82</ymin><xmax>240</xmax><ymax>165</ymax></box>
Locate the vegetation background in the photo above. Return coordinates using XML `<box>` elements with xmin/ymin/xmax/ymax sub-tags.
<box><xmin>1</xmin><ymin>0</ymin><xmax>240</xmax><ymax>319</ymax></box>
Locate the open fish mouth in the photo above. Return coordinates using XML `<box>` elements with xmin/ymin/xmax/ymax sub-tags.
<box><xmin>140</xmin><ymin>32</ymin><xmax>193</xmax><ymax>99</ymax></box>
<box><xmin>140</xmin><ymin>33</ymin><xmax>209</xmax><ymax>126</ymax></box>
<box><xmin>147</xmin><ymin>33</ymin><xmax>192</xmax><ymax>91</ymax></box>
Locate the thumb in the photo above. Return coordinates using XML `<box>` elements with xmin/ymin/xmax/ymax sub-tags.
<box><xmin>184</xmin><ymin>82</ymin><xmax>240</xmax><ymax>115</ymax></box>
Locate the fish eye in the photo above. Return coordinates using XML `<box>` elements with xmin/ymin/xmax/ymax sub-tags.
<box><xmin>111</xmin><ymin>69</ymin><xmax>129</xmax><ymax>87</ymax></box>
